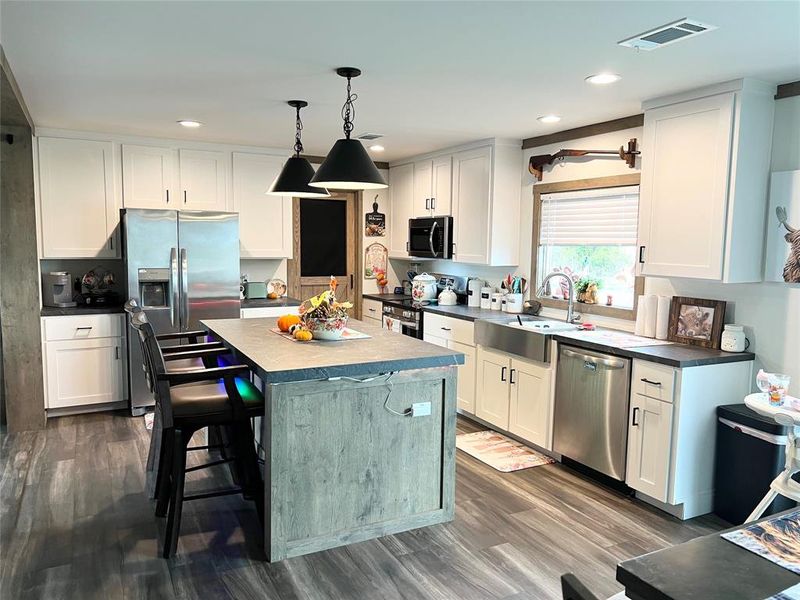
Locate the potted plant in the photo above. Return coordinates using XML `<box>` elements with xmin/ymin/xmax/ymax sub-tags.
<box><xmin>575</xmin><ymin>277</ymin><xmax>601</xmax><ymax>304</ymax></box>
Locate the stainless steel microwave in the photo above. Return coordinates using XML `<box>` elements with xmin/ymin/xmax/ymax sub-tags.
<box><xmin>407</xmin><ymin>216</ymin><xmax>453</xmax><ymax>259</ymax></box>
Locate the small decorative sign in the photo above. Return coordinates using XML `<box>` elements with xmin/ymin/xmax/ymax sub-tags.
<box><xmin>364</xmin><ymin>242</ymin><xmax>388</xmax><ymax>281</ymax></box>
<box><xmin>365</xmin><ymin>196</ymin><xmax>386</xmax><ymax>237</ymax></box>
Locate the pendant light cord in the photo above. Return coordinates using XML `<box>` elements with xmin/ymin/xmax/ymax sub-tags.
<box><xmin>341</xmin><ymin>75</ymin><xmax>357</xmax><ymax>139</ymax></box>
<box><xmin>293</xmin><ymin>105</ymin><xmax>304</xmax><ymax>157</ymax></box>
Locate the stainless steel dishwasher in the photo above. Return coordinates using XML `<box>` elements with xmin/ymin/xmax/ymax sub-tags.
<box><xmin>553</xmin><ymin>345</ymin><xmax>631</xmax><ymax>481</ymax></box>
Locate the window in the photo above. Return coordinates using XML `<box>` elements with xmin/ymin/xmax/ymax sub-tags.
<box><xmin>532</xmin><ymin>175</ymin><xmax>643</xmax><ymax>318</ymax></box>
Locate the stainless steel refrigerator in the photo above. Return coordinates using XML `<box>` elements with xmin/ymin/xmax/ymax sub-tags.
<box><xmin>122</xmin><ymin>209</ymin><xmax>240</xmax><ymax>415</ymax></box>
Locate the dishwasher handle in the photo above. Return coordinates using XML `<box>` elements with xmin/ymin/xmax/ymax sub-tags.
<box><xmin>561</xmin><ymin>347</ymin><xmax>628</xmax><ymax>370</ymax></box>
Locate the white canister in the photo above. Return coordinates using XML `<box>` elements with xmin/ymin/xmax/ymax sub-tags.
<box><xmin>721</xmin><ymin>324</ymin><xmax>747</xmax><ymax>352</ymax></box>
<box><xmin>505</xmin><ymin>293</ymin><xmax>524</xmax><ymax>314</ymax></box>
<box><xmin>501</xmin><ymin>294</ymin><xmax>508</xmax><ymax>312</ymax></box>
<box><xmin>480</xmin><ymin>286</ymin><xmax>493</xmax><ymax>309</ymax></box>
<box><xmin>491</xmin><ymin>292</ymin><xmax>503</xmax><ymax>310</ymax></box>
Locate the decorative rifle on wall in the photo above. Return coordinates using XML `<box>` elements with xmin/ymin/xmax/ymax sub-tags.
<box><xmin>528</xmin><ymin>137</ymin><xmax>640</xmax><ymax>181</ymax></box>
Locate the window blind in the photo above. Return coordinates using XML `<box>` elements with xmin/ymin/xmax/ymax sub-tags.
<box><xmin>539</xmin><ymin>185</ymin><xmax>639</xmax><ymax>246</ymax></box>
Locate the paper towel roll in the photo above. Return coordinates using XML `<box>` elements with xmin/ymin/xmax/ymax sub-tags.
<box><xmin>634</xmin><ymin>295</ymin><xmax>647</xmax><ymax>336</ymax></box>
<box><xmin>655</xmin><ymin>296</ymin><xmax>671</xmax><ymax>340</ymax></box>
<box><xmin>643</xmin><ymin>295</ymin><xmax>659</xmax><ymax>338</ymax></box>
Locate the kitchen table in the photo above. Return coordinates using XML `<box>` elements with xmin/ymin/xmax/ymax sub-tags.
<box><xmin>616</xmin><ymin>509</ymin><xmax>800</xmax><ymax>599</ymax></box>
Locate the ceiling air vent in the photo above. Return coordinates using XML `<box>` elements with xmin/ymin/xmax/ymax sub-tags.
<box><xmin>356</xmin><ymin>133</ymin><xmax>383</xmax><ymax>141</ymax></box>
<box><xmin>618</xmin><ymin>18</ymin><xmax>717</xmax><ymax>51</ymax></box>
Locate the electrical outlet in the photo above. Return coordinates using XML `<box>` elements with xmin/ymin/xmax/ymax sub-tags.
<box><xmin>411</xmin><ymin>402</ymin><xmax>432</xmax><ymax>417</ymax></box>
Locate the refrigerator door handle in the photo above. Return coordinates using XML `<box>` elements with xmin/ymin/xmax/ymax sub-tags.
<box><xmin>180</xmin><ymin>248</ymin><xmax>189</xmax><ymax>330</ymax></box>
<box><xmin>170</xmin><ymin>247</ymin><xmax>179</xmax><ymax>328</ymax></box>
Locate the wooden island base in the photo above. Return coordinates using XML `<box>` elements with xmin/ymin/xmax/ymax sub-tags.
<box><xmin>263</xmin><ymin>366</ymin><xmax>457</xmax><ymax>561</ymax></box>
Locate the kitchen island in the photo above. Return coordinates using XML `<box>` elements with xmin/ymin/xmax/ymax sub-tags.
<box><xmin>201</xmin><ymin>316</ymin><xmax>464</xmax><ymax>561</ymax></box>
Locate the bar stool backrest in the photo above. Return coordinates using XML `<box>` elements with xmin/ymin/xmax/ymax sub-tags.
<box><xmin>130</xmin><ymin>311</ymin><xmax>176</xmax><ymax>429</ymax></box>
<box><xmin>123</xmin><ymin>299</ymin><xmax>143</xmax><ymax>316</ymax></box>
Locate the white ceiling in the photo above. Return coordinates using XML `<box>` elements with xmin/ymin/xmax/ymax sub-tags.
<box><xmin>2</xmin><ymin>1</ymin><xmax>798</xmax><ymax>161</ymax></box>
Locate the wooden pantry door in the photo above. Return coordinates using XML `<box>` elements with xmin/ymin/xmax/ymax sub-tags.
<box><xmin>287</xmin><ymin>192</ymin><xmax>362</xmax><ymax>317</ymax></box>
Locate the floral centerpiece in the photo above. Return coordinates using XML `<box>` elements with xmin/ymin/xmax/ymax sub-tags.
<box><xmin>299</xmin><ymin>277</ymin><xmax>353</xmax><ymax>340</ymax></box>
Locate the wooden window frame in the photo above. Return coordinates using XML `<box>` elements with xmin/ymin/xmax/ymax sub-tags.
<box><xmin>531</xmin><ymin>173</ymin><xmax>643</xmax><ymax>321</ymax></box>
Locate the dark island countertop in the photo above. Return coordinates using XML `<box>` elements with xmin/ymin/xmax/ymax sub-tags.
<box><xmin>553</xmin><ymin>330</ymin><xmax>755</xmax><ymax>368</ymax></box>
<box><xmin>201</xmin><ymin>316</ymin><xmax>464</xmax><ymax>383</ymax></box>
<box><xmin>241</xmin><ymin>297</ymin><xmax>301</xmax><ymax>308</ymax></box>
<box><xmin>41</xmin><ymin>305</ymin><xmax>125</xmax><ymax>316</ymax></box>
<box><xmin>617</xmin><ymin>509</ymin><xmax>799</xmax><ymax>600</ymax></box>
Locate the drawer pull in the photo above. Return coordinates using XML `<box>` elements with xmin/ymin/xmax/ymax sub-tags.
<box><xmin>115</xmin><ymin>346</ymin><xmax>120</xmax><ymax>360</ymax></box>
<box><xmin>632</xmin><ymin>406</ymin><xmax>640</xmax><ymax>426</ymax></box>
<box><xmin>76</xmin><ymin>326</ymin><xmax>93</xmax><ymax>331</ymax></box>
<box><xmin>501</xmin><ymin>366</ymin><xmax>507</xmax><ymax>382</ymax></box>
<box><xmin>509</xmin><ymin>368</ymin><xmax>516</xmax><ymax>385</ymax></box>
<box><xmin>640</xmin><ymin>378</ymin><xmax>662</xmax><ymax>386</ymax></box>
<box><xmin>440</xmin><ymin>327</ymin><xmax>451</xmax><ymax>331</ymax></box>
<box><xmin>368</xmin><ymin>308</ymin><xmax>376</xmax><ymax>312</ymax></box>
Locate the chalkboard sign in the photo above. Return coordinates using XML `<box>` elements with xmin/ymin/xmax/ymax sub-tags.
<box><xmin>365</xmin><ymin>196</ymin><xmax>386</xmax><ymax>237</ymax></box>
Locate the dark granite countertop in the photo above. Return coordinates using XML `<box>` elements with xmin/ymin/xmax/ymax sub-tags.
<box><xmin>41</xmin><ymin>305</ymin><xmax>125</xmax><ymax>317</ymax></box>
<box><xmin>423</xmin><ymin>304</ymin><xmax>509</xmax><ymax>322</ymax></box>
<box><xmin>202</xmin><ymin>316</ymin><xmax>464</xmax><ymax>383</ymax></box>
<box><xmin>617</xmin><ymin>509</ymin><xmax>799</xmax><ymax>600</ymax></box>
<box><xmin>362</xmin><ymin>293</ymin><xmax>411</xmax><ymax>303</ymax></box>
<box><xmin>552</xmin><ymin>330</ymin><xmax>755</xmax><ymax>368</ymax></box>
<box><xmin>241</xmin><ymin>297</ymin><xmax>301</xmax><ymax>308</ymax></box>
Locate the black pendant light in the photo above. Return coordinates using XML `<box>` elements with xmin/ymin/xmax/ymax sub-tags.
<box><xmin>267</xmin><ymin>100</ymin><xmax>330</xmax><ymax>198</ymax></box>
<box><xmin>309</xmin><ymin>67</ymin><xmax>388</xmax><ymax>191</ymax></box>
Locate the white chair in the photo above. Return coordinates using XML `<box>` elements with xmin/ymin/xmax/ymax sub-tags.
<box><xmin>743</xmin><ymin>392</ymin><xmax>800</xmax><ymax>522</ymax></box>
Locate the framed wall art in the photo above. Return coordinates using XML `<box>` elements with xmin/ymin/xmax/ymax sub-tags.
<box><xmin>667</xmin><ymin>296</ymin><xmax>727</xmax><ymax>349</ymax></box>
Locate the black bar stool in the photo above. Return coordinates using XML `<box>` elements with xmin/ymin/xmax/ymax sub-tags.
<box><xmin>130</xmin><ymin>310</ymin><xmax>264</xmax><ymax>557</ymax></box>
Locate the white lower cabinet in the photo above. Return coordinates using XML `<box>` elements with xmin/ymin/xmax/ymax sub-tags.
<box><xmin>623</xmin><ymin>357</ymin><xmax>753</xmax><ymax>519</ymax></box>
<box><xmin>476</xmin><ymin>347</ymin><xmax>512</xmax><ymax>429</ymax></box>
<box><xmin>423</xmin><ymin>313</ymin><xmax>477</xmax><ymax>414</ymax></box>
<box><xmin>42</xmin><ymin>314</ymin><xmax>127</xmax><ymax>411</ymax></box>
<box><xmin>508</xmin><ymin>357</ymin><xmax>551</xmax><ymax>449</ymax></box>
<box><xmin>240</xmin><ymin>305</ymin><xmax>299</xmax><ymax>318</ymax></box>
<box><xmin>362</xmin><ymin>298</ymin><xmax>384</xmax><ymax>326</ymax></box>
<box><xmin>625</xmin><ymin>393</ymin><xmax>674</xmax><ymax>502</ymax></box>
<box><xmin>450</xmin><ymin>340</ymin><xmax>476</xmax><ymax>414</ymax></box>
<box><xmin>476</xmin><ymin>346</ymin><xmax>552</xmax><ymax>448</ymax></box>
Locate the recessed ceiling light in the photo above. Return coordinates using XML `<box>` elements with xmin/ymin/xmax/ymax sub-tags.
<box><xmin>585</xmin><ymin>73</ymin><xmax>621</xmax><ymax>85</ymax></box>
<box><xmin>537</xmin><ymin>115</ymin><xmax>561</xmax><ymax>124</ymax></box>
<box><xmin>177</xmin><ymin>119</ymin><xmax>203</xmax><ymax>128</ymax></box>
<box><xmin>369</xmin><ymin>144</ymin><xmax>385</xmax><ymax>152</ymax></box>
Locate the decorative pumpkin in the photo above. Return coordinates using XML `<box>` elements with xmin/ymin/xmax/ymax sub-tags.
<box><xmin>277</xmin><ymin>314</ymin><xmax>301</xmax><ymax>332</ymax></box>
<box><xmin>267</xmin><ymin>292</ymin><xmax>279</xmax><ymax>300</ymax></box>
<box><xmin>293</xmin><ymin>328</ymin><xmax>313</xmax><ymax>341</ymax></box>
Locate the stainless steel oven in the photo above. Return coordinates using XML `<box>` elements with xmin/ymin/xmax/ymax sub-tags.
<box><xmin>408</xmin><ymin>216</ymin><xmax>453</xmax><ymax>259</ymax></box>
<box><xmin>381</xmin><ymin>302</ymin><xmax>423</xmax><ymax>339</ymax></box>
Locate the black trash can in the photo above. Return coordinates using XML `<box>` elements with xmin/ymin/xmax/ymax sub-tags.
<box><xmin>714</xmin><ymin>403</ymin><xmax>799</xmax><ymax>525</ymax></box>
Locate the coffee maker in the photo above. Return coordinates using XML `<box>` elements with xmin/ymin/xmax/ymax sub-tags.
<box><xmin>42</xmin><ymin>272</ymin><xmax>76</xmax><ymax>307</ymax></box>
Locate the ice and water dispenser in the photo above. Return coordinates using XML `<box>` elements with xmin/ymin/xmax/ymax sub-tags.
<box><xmin>137</xmin><ymin>268</ymin><xmax>170</xmax><ymax>308</ymax></box>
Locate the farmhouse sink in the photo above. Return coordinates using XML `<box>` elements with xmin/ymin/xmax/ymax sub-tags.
<box><xmin>474</xmin><ymin>316</ymin><xmax>580</xmax><ymax>363</ymax></box>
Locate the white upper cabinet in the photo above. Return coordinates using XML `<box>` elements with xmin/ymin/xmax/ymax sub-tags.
<box><xmin>413</xmin><ymin>159</ymin><xmax>433</xmax><ymax>217</ymax></box>
<box><xmin>452</xmin><ymin>146</ymin><xmax>492</xmax><ymax>264</ymax></box>
<box><xmin>232</xmin><ymin>152</ymin><xmax>293</xmax><ymax>258</ymax></box>
<box><xmin>38</xmin><ymin>136</ymin><xmax>120</xmax><ymax>258</ymax></box>
<box><xmin>122</xmin><ymin>144</ymin><xmax>175</xmax><ymax>209</ymax></box>
<box><xmin>389</xmin><ymin>138</ymin><xmax>520</xmax><ymax>266</ymax></box>
<box><xmin>388</xmin><ymin>163</ymin><xmax>414</xmax><ymax>257</ymax></box>
<box><xmin>638</xmin><ymin>79</ymin><xmax>775</xmax><ymax>282</ymax></box>
<box><xmin>431</xmin><ymin>155</ymin><xmax>453</xmax><ymax>216</ymax></box>
<box><xmin>413</xmin><ymin>156</ymin><xmax>452</xmax><ymax>217</ymax></box>
<box><xmin>178</xmin><ymin>149</ymin><xmax>228</xmax><ymax>211</ymax></box>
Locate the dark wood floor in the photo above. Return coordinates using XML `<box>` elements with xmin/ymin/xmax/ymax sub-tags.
<box><xmin>1</xmin><ymin>412</ymin><xmax>724</xmax><ymax>600</ymax></box>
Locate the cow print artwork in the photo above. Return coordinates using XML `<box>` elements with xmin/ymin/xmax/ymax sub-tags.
<box><xmin>777</xmin><ymin>206</ymin><xmax>800</xmax><ymax>283</ymax></box>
